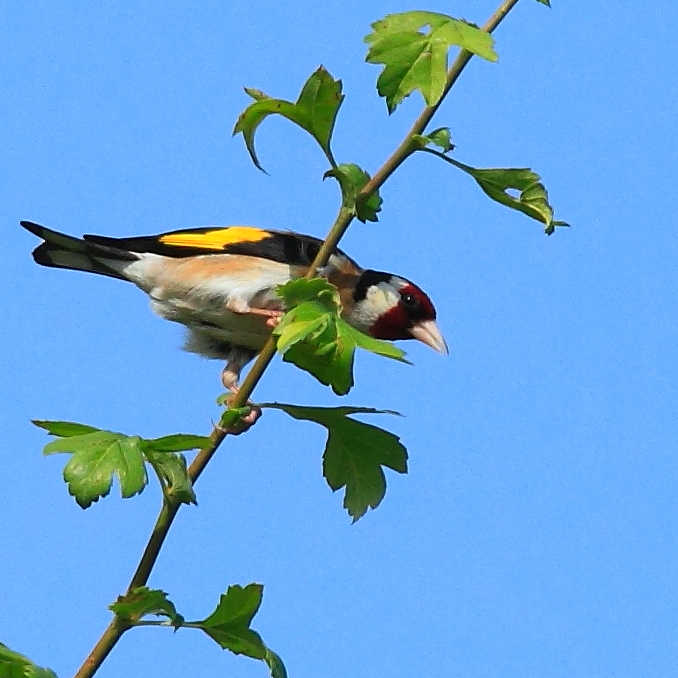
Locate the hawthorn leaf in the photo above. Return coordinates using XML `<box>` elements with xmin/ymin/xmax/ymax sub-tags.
<box><xmin>141</xmin><ymin>434</ymin><xmax>205</xmax><ymax>504</ymax></box>
<box><xmin>143</xmin><ymin>434</ymin><xmax>211</xmax><ymax>453</ymax></box>
<box><xmin>277</xmin><ymin>277</ymin><xmax>341</xmax><ymax>309</ymax></box>
<box><xmin>262</xmin><ymin>404</ymin><xmax>407</xmax><ymax>521</ymax></box>
<box><xmin>43</xmin><ymin>429</ymin><xmax>147</xmax><ymax>508</ymax></box>
<box><xmin>32</xmin><ymin>420</ymin><xmax>99</xmax><ymax>437</ymax></box>
<box><xmin>110</xmin><ymin>587</ymin><xmax>184</xmax><ymax>628</ymax></box>
<box><xmin>274</xmin><ymin>280</ymin><xmax>406</xmax><ymax>395</ymax></box>
<box><xmin>281</xmin><ymin>319</ymin><xmax>356</xmax><ymax>395</ymax></box>
<box><xmin>265</xmin><ymin>649</ymin><xmax>288</xmax><ymax>678</ymax></box>
<box><xmin>275</xmin><ymin>304</ymin><xmax>328</xmax><ymax>354</ymax></box>
<box><xmin>197</xmin><ymin>584</ymin><xmax>267</xmax><ymax>659</ymax></box>
<box><xmin>413</xmin><ymin>127</ymin><xmax>453</xmax><ymax>153</ymax></box>
<box><xmin>365</xmin><ymin>11</ymin><xmax>497</xmax><ymax>112</ymax></box>
<box><xmin>234</xmin><ymin>66</ymin><xmax>343</xmax><ymax>171</ymax></box>
<box><xmin>341</xmin><ymin>323</ymin><xmax>412</xmax><ymax>363</ymax></box>
<box><xmin>0</xmin><ymin>642</ymin><xmax>58</xmax><ymax>678</ymax></box>
<box><xmin>324</xmin><ymin>163</ymin><xmax>382</xmax><ymax>222</ymax></box>
<box><xmin>144</xmin><ymin>450</ymin><xmax>196</xmax><ymax>505</ymax></box>
<box><xmin>448</xmin><ymin>162</ymin><xmax>568</xmax><ymax>235</ymax></box>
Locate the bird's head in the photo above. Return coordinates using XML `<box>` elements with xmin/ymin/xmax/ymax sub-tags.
<box><xmin>349</xmin><ymin>270</ymin><xmax>448</xmax><ymax>354</ymax></box>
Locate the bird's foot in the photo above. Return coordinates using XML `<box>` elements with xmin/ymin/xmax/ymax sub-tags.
<box><xmin>264</xmin><ymin>310</ymin><xmax>283</xmax><ymax>328</ymax></box>
<box><xmin>219</xmin><ymin>368</ymin><xmax>261</xmax><ymax>435</ymax></box>
<box><xmin>225</xmin><ymin>300</ymin><xmax>283</xmax><ymax>327</ymax></box>
<box><xmin>239</xmin><ymin>306</ymin><xmax>283</xmax><ymax>327</ymax></box>
<box><xmin>218</xmin><ymin>397</ymin><xmax>262</xmax><ymax>436</ymax></box>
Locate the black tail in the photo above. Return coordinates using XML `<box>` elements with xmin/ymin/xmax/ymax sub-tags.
<box><xmin>21</xmin><ymin>221</ymin><xmax>137</xmax><ymax>281</ymax></box>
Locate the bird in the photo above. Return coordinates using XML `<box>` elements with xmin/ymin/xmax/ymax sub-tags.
<box><xmin>21</xmin><ymin>221</ymin><xmax>447</xmax><ymax>399</ymax></box>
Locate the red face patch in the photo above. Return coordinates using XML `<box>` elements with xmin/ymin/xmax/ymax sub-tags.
<box><xmin>370</xmin><ymin>284</ymin><xmax>436</xmax><ymax>340</ymax></box>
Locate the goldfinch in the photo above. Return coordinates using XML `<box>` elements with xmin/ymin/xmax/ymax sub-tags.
<box><xmin>21</xmin><ymin>221</ymin><xmax>447</xmax><ymax>391</ymax></box>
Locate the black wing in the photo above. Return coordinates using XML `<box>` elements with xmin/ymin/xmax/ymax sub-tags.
<box><xmin>83</xmin><ymin>226</ymin><xmax>360</xmax><ymax>268</ymax></box>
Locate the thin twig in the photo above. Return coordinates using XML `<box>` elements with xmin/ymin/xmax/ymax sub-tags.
<box><xmin>71</xmin><ymin>3</ymin><xmax>522</xmax><ymax>677</ymax></box>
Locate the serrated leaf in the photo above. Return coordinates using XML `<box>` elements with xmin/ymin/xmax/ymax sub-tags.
<box><xmin>32</xmin><ymin>420</ymin><xmax>100</xmax><ymax>437</ymax></box>
<box><xmin>234</xmin><ymin>66</ymin><xmax>344</xmax><ymax>171</ymax></box>
<box><xmin>365</xmin><ymin>11</ymin><xmax>497</xmax><ymax>112</ymax></box>
<box><xmin>448</xmin><ymin>162</ymin><xmax>568</xmax><ymax>235</ymax></box>
<box><xmin>42</xmin><ymin>430</ymin><xmax>147</xmax><ymax>508</ymax></box>
<box><xmin>110</xmin><ymin>587</ymin><xmax>184</xmax><ymax>628</ymax></box>
<box><xmin>0</xmin><ymin>642</ymin><xmax>58</xmax><ymax>678</ymax></box>
<box><xmin>324</xmin><ymin>163</ymin><xmax>383</xmax><ymax>222</ymax></box>
<box><xmin>275</xmin><ymin>306</ymin><xmax>328</xmax><ymax>354</ymax></box>
<box><xmin>262</xmin><ymin>404</ymin><xmax>407</xmax><ymax>521</ymax></box>
<box><xmin>265</xmin><ymin>649</ymin><xmax>288</xmax><ymax>678</ymax></box>
<box><xmin>277</xmin><ymin>278</ymin><xmax>341</xmax><ymax>310</ymax></box>
<box><xmin>25</xmin><ymin>665</ymin><xmax>58</xmax><ymax>678</ymax></box>
<box><xmin>143</xmin><ymin>434</ymin><xmax>211</xmax><ymax>453</ymax></box>
<box><xmin>273</xmin><ymin>284</ymin><xmax>406</xmax><ymax>395</ymax></box>
<box><xmin>342</xmin><ymin>323</ymin><xmax>412</xmax><ymax>363</ymax></box>
<box><xmin>413</xmin><ymin>127</ymin><xmax>453</xmax><ymax>153</ymax></box>
<box><xmin>197</xmin><ymin>585</ymin><xmax>267</xmax><ymax>659</ymax></box>
<box><xmin>281</xmin><ymin>319</ymin><xmax>356</xmax><ymax>395</ymax></box>
<box><xmin>144</xmin><ymin>450</ymin><xmax>196</xmax><ymax>505</ymax></box>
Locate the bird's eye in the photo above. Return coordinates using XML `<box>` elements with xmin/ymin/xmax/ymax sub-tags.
<box><xmin>401</xmin><ymin>292</ymin><xmax>419</xmax><ymax>308</ymax></box>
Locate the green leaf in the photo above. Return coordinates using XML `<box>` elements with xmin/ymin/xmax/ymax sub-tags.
<box><xmin>275</xmin><ymin>304</ymin><xmax>328</xmax><ymax>355</ymax></box>
<box><xmin>365</xmin><ymin>11</ymin><xmax>498</xmax><ymax>112</ymax></box>
<box><xmin>324</xmin><ymin>163</ymin><xmax>383</xmax><ymax>222</ymax></box>
<box><xmin>43</xmin><ymin>429</ymin><xmax>147</xmax><ymax>508</ymax></box>
<box><xmin>280</xmin><ymin>318</ymin><xmax>355</xmax><ymax>395</ymax></box>
<box><xmin>219</xmin><ymin>405</ymin><xmax>255</xmax><ymax>432</ymax></box>
<box><xmin>262</xmin><ymin>404</ymin><xmax>407</xmax><ymax>521</ymax></box>
<box><xmin>144</xmin><ymin>450</ymin><xmax>197</xmax><ymax>505</ymax></box>
<box><xmin>274</xmin><ymin>278</ymin><xmax>339</xmax><ymax>354</ymax></box>
<box><xmin>37</xmin><ymin>423</ymin><xmax>213</xmax><ymax>506</ymax></box>
<box><xmin>25</xmin><ymin>666</ymin><xmax>58</xmax><ymax>678</ymax></box>
<box><xmin>273</xmin><ymin>280</ymin><xmax>407</xmax><ymax>395</ymax></box>
<box><xmin>234</xmin><ymin>66</ymin><xmax>344</xmax><ymax>171</ymax></box>
<box><xmin>197</xmin><ymin>584</ymin><xmax>267</xmax><ymax>659</ymax></box>
<box><xmin>265</xmin><ymin>649</ymin><xmax>288</xmax><ymax>678</ymax></box>
<box><xmin>32</xmin><ymin>420</ymin><xmax>100</xmax><ymax>437</ymax></box>
<box><xmin>341</xmin><ymin>322</ymin><xmax>412</xmax><ymax>362</ymax></box>
<box><xmin>535</xmin><ymin>0</ymin><xmax>551</xmax><ymax>5</ymax></box>
<box><xmin>143</xmin><ymin>434</ymin><xmax>211</xmax><ymax>452</ymax></box>
<box><xmin>110</xmin><ymin>587</ymin><xmax>184</xmax><ymax>628</ymax></box>
<box><xmin>413</xmin><ymin>126</ymin><xmax>453</xmax><ymax>153</ymax></box>
<box><xmin>0</xmin><ymin>642</ymin><xmax>58</xmax><ymax>678</ymax></box>
<box><xmin>276</xmin><ymin>277</ymin><xmax>341</xmax><ymax>309</ymax></box>
<box><xmin>141</xmin><ymin>435</ymin><xmax>206</xmax><ymax>504</ymax></box>
<box><xmin>447</xmin><ymin>162</ymin><xmax>568</xmax><ymax>235</ymax></box>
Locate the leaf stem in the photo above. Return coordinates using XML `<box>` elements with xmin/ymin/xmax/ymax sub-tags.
<box><xmin>418</xmin><ymin>146</ymin><xmax>469</xmax><ymax>168</ymax></box>
<box><xmin>71</xmin><ymin>2</ymin><xmax>523</xmax><ymax>677</ymax></box>
<box><xmin>131</xmin><ymin>619</ymin><xmax>205</xmax><ymax>630</ymax></box>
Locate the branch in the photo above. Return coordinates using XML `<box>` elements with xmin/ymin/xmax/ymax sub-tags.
<box><xmin>71</xmin><ymin>2</ymin><xmax>523</xmax><ymax>677</ymax></box>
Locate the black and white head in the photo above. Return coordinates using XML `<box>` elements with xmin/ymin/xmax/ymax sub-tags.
<box><xmin>348</xmin><ymin>270</ymin><xmax>448</xmax><ymax>354</ymax></box>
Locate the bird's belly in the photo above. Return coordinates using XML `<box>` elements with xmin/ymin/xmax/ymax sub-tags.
<box><xmin>136</xmin><ymin>254</ymin><xmax>292</xmax><ymax>351</ymax></box>
<box><xmin>151</xmin><ymin>296</ymin><xmax>275</xmax><ymax>351</ymax></box>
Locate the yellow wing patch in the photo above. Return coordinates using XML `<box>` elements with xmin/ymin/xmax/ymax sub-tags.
<box><xmin>159</xmin><ymin>227</ymin><xmax>271</xmax><ymax>250</ymax></box>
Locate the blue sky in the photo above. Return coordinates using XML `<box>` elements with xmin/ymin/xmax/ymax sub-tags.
<box><xmin>2</xmin><ymin>1</ymin><xmax>678</xmax><ymax>677</ymax></box>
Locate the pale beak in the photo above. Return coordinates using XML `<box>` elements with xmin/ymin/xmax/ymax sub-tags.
<box><xmin>409</xmin><ymin>319</ymin><xmax>448</xmax><ymax>354</ymax></box>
